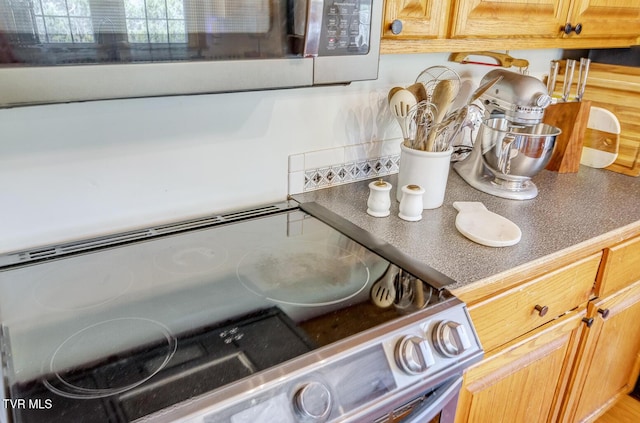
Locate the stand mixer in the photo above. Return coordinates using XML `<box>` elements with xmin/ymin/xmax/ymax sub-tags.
<box><xmin>454</xmin><ymin>69</ymin><xmax>561</xmax><ymax>200</ymax></box>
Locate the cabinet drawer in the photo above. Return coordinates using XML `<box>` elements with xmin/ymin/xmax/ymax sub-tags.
<box><xmin>468</xmin><ymin>253</ymin><xmax>601</xmax><ymax>352</ymax></box>
<box><xmin>596</xmin><ymin>235</ymin><xmax>640</xmax><ymax>298</ymax></box>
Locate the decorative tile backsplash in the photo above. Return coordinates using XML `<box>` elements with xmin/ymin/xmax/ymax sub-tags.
<box><xmin>288</xmin><ymin>140</ymin><xmax>401</xmax><ymax>194</ymax></box>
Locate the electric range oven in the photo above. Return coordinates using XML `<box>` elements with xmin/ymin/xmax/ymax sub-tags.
<box><xmin>0</xmin><ymin>201</ymin><xmax>483</xmax><ymax>422</ymax></box>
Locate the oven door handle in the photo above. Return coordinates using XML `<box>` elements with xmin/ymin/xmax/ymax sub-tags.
<box><xmin>399</xmin><ymin>375</ymin><xmax>463</xmax><ymax>423</ymax></box>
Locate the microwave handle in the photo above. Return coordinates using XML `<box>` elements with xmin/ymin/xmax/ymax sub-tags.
<box><xmin>400</xmin><ymin>375</ymin><xmax>463</xmax><ymax>423</ymax></box>
<box><xmin>292</xmin><ymin>0</ymin><xmax>308</xmax><ymax>36</ymax></box>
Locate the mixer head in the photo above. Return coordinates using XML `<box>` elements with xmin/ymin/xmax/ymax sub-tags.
<box><xmin>478</xmin><ymin>69</ymin><xmax>553</xmax><ymax>125</ymax></box>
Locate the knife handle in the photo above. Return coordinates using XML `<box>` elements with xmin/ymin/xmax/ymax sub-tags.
<box><xmin>562</xmin><ymin>59</ymin><xmax>576</xmax><ymax>102</ymax></box>
<box><xmin>575</xmin><ymin>57</ymin><xmax>591</xmax><ymax>102</ymax></box>
<box><xmin>547</xmin><ymin>60</ymin><xmax>560</xmax><ymax>98</ymax></box>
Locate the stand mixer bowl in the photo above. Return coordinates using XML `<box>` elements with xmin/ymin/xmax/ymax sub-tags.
<box><xmin>480</xmin><ymin>118</ymin><xmax>561</xmax><ymax>184</ymax></box>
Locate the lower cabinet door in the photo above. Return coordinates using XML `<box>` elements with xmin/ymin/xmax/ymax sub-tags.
<box><xmin>560</xmin><ymin>280</ymin><xmax>640</xmax><ymax>423</ymax></box>
<box><xmin>455</xmin><ymin>310</ymin><xmax>585</xmax><ymax>423</ymax></box>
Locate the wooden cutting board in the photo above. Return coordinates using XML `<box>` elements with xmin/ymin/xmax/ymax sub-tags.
<box><xmin>552</xmin><ymin>61</ymin><xmax>640</xmax><ymax>177</ymax></box>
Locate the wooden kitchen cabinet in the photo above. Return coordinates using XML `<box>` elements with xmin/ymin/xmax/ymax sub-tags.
<box><xmin>382</xmin><ymin>0</ymin><xmax>451</xmax><ymax>39</ymax></box>
<box><xmin>451</xmin><ymin>0</ymin><xmax>640</xmax><ymax>41</ymax></box>
<box><xmin>567</xmin><ymin>0</ymin><xmax>640</xmax><ymax>40</ymax></box>
<box><xmin>450</xmin><ymin>0</ymin><xmax>570</xmax><ymax>40</ymax></box>
<box><xmin>595</xmin><ymin>234</ymin><xmax>640</xmax><ymax>298</ymax></box>
<box><xmin>454</xmin><ymin>227</ymin><xmax>640</xmax><ymax>423</ymax></box>
<box><xmin>455</xmin><ymin>310</ymin><xmax>586</xmax><ymax>423</ymax></box>
<box><xmin>467</xmin><ymin>252</ymin><xmax>600</xmax><ymax>353</ymax></box>
<box><xmin>381</xmin><ymin>0</ymin><xmax>639</xmax><ymax>54</ymax></box>
<box><xmin>559</xmin><ymin>279</ymin><xmax>640</xmax><ymax>422</ymax></box>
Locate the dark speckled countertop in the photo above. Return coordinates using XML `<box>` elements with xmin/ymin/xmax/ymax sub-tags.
<box><xmin>292</xmin><ymin>167</ymin><xmax>640</xmax><ymax>293</ymax></box>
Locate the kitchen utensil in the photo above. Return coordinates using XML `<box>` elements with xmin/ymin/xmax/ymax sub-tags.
<box><xmin>468</xmin><ymin>75</ymin><xmax>503</xmax><ymax>104</ymax></box>
<box><xmin>393</xmin><ymin>271</ymin><xmax>415</xmax><ymax>311</ymax></box>
<box><xmin>453</xmin><ymin>69</ymin><xmax>560</xmax><ymax>200</ymax></box>
<box><xmin>406</xmin><ymin>82</ymin><xmax>428</xmax><ymax>103</ymax></box>
<box><xmin>425</xmin><ymin>79</ymin><xmax>457</xmax><ymax>151</ymax></box>
<box><xmin>547</xmin><ymin>60</ymin><xmax>560</xmax><ymax>99</ymax></box>
<box><xmin>387</xmin><ymin>86</ymin><xmax>403</xmax><ymax>104</ymax></box>
<box><xmin>388</xmin><ymin>88</ymin><xmax>417</xmax><ymax>143</ymax></box>
<box><xmin>543</xmin><ymin>100</ymin><xmax>591</xmax><ymax>173</ymax></box>
<box><xmin>370</xmin><ymin>264</ymin><xmax>398</xmax><ymax>308</ymax></box>
<box><xmin>415</xmin><ymin>65</ymin><xmax>461</xmax><ymax>102</ymax></box>
<box><xmin>576</xmin><ymin>61</ymin><xmax>640</xmax><ymax>176</ymax></box>
<box><xmin>407</xmin><ymin>100</ymin><xmax>437</xmax><ymax>150</ymax></box>
<box><xmin>581</xmin><ymin>106</ymin><xmax>620</xmax><ymax>168</ymax></box>
<box><xmin>450</xmin><ymin>104</ymin><xmax>484</xmax><ymax>161</ymax></box>
<box><xmin>482</xmin><ymin>118</ymin><xmax>560</xmax><ymax>178</ymax></box>
<box><xmin>453</xmin><ymin>202</ymin><xmax>521</xmax><ymax>247</ymax></box>
<box><xmin>575</xmin><ymin>57</ymin><xmax>591</xmax><ymax>101</ymax></box>
<box><xmin>562</xmin><ymin>59</ymin><xmax>576</xmax><ymax>102</ymax></box>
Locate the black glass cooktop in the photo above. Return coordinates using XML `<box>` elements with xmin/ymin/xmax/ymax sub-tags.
<box><xmin>0</xmin><ymin>202</ymin><xmax>448</xmax><ymax>422</ymax></box>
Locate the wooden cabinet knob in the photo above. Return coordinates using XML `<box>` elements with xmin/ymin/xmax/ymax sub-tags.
<box><xmin>582</xmin><ymin>317</ymin><xmax>594</xmax><ymax>327</ymax></box>
<box><xmin>563</xmin><ymin>23</ymin><xmax>583</xmax><ymax>35</ymax></box>
<box><xmin>597</xmin><ymin>308</ymin><xmax>610</xmax><ymax>319</ymax></box>
<box><xmin>390</xmin><ymin>19</ymin><xmax>403</xmax><ymax>35</ymax></box>
<box><xmin>534</xmin><ymin>305</ymin><xmax>549</xmax><ymax>317</ymax></box>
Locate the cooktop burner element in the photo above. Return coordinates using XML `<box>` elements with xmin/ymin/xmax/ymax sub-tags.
<box><xmin>237</xmin><ymin>241</ymin><xmax>370</xmax><ymax>306</ymax></box>
<box><xmin>32</xmin><ymin>260</ymin><xmax>134</xmax><ymax>311</ymax></box>
<box><xmin>0</xmin><ymin>201</ymin><xmax>482</xmax><ymax>423</ymax></box>
<box><xmin>154</xmin><ymin>244</ymin><xmax>229</xmax><ymax>275</ymax></box>
<box><xmin>43</xmin><ymin>318</ymin><xmax>177</xmax><ymax>399</ymax></box>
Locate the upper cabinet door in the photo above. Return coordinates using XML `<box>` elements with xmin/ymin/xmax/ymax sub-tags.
<box><xmin>568</xmin><ymin>0</ymin><xmax>640</xmax><ymax>39</ymax></box>
<box><xmin>383</xmin><ymin>0</ymin><xmax>451</xmax><ymax>39</ymax></box>
<box><xmin>451</xmin><ymin>0</ymin><xmax>571</xmax><ymax>39</ymax></box>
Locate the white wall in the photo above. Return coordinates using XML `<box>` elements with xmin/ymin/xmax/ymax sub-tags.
<box><xmin>0</xmin><ymin>50</ymin><xmax>561</xmax><ymax>253</ymax></box>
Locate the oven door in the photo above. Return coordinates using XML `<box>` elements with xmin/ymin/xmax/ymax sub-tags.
<box><xmin>384</xmin><ymin>375</ymin><xmax>463</xmax><ymax>423</ymax></box>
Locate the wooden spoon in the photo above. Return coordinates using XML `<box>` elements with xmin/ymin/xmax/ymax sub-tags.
<box><xmin>406</xmin><ymin>82</ymin><xmax>427</xmax><ymax>103</ymax></box>
<box><xmin>425</xmin><ymin>79</ymin><xmax>457</xmax><ymax>151</ymax></box>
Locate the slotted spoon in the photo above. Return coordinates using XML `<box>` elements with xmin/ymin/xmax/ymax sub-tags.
<box><xmin>388</xmin><ymin>88</ymin><xmax>417</xmax><ymax>144</ymax></box>
<box><xmin>370</xmin><ymin>264</ymin><xmax>399</xmax><ymax>308</ymax></box>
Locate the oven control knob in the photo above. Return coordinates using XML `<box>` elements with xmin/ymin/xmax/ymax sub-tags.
<box><xmin>293</xmin><ymin>381</ymin><xmax>332</xmax><ymax>421</ymax></box>
<box><xmin>394</xmin><ymin>335</ymin><xmax>435</xmax><ymax>375</ymax></box>
<box><xmin>433</xmin><ymin>321</ymin><xmax>472</xmax><ymax>357</ymax></box>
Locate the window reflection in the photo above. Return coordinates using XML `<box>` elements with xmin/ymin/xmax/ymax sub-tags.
<box><xmin>0</xmin><ymin>0</ymin><xmax>287</xmax><ymax>65</ymax></box>
<box><xmin>34</xmin><ymin>0</ymin><xmax>95</xmax><ymax>43</ymax></box>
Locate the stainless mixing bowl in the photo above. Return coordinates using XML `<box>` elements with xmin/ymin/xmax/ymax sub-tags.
<box><xmin>479</xmin><ymin>118</ymin><xmax>561</xmax><ymax>181</ymax></box>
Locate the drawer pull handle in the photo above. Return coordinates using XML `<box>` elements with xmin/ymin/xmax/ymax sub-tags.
<box><xmin>597</xmin><ymin>308</ymin><xmax>610</xmax><ymax>319</ymax></box>
<box><xmin>534</xmin><ymin>305</ymin><xmax>549</xmax><ymax>317</ymax></box>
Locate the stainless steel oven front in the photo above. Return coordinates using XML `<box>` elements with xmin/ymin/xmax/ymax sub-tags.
<box><xmin>0</xmin><ymin>201</ymin><xmax>482</xmax><ymax>422</ymax></box>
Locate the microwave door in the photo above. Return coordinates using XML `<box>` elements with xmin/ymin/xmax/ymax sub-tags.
<box><xmin>0</xmin><ymin>0</ymin><xmax>383</xmax><ymax>107</ymax></box>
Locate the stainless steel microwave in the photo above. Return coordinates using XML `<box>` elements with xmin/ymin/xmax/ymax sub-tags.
<box><xmin>0</xmin><ymin>0</ymin><xmax>382</xmax><ymax>107</ymax></box>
